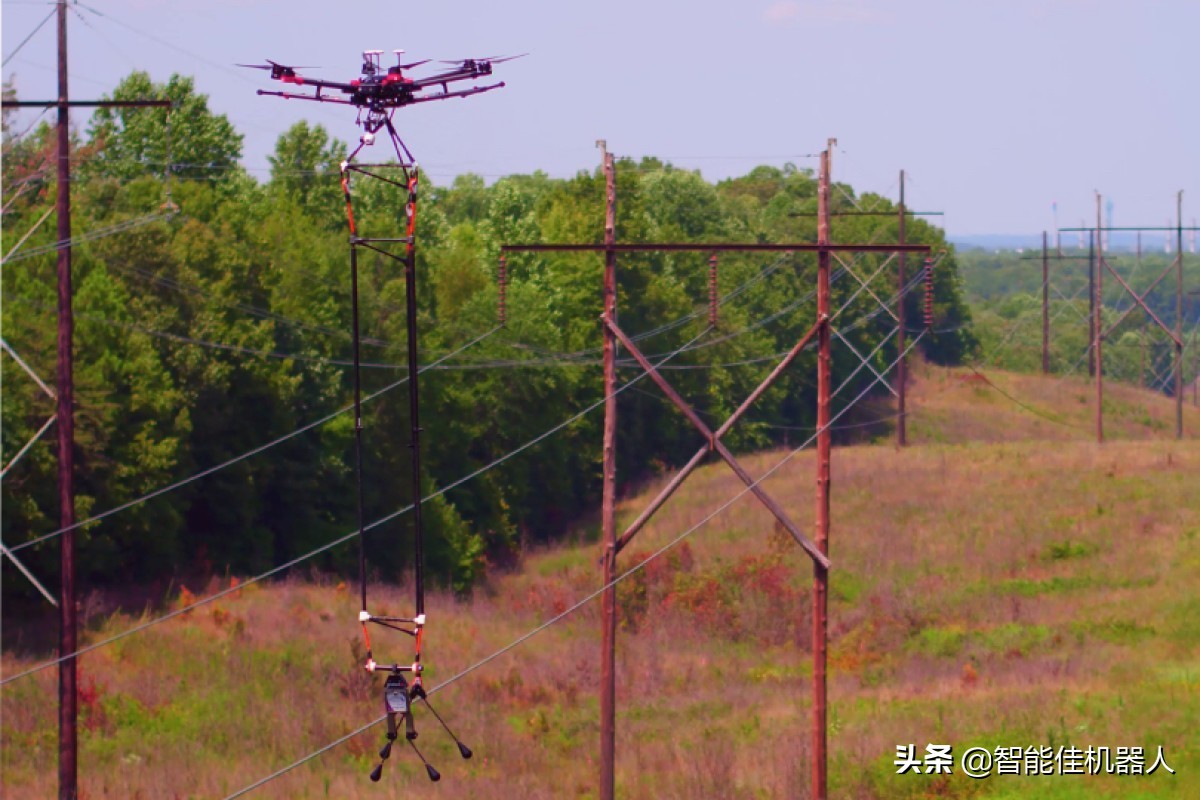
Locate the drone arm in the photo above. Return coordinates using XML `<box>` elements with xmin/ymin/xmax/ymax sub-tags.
<box><xmin>256</xmin><ymin>89</ymin><xmax>353</xmax><ymax>105</ymax></box>
<box><xmin>408</xmin><ymin>65</ymin><xmax>487</xmax><ymax>90</ymax></box>
<box><xmin>283</xmin><ymin>75</ymin><xmax>358</xmax><ymax>92</ymax></box>
<box><xmin>407</xmin><ymin>82</ymin><xmax>505</xmax><ymax>105</ymax></box>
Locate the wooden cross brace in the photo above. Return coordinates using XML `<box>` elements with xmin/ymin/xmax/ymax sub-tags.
<box><xmin>604</xmin><ymin>314</ymin><xmax>831</xmax><ymax>570</ymax></box>
<box><xmin>1100</xmin><ymin>256</ymin><xmax>1184</xmax><ymax>346</ymax></box>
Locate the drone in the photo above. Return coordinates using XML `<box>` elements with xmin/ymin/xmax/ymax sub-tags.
<box><xmin>246</xmin><ymin>50</ymin><xmax>515</xmax><ymax>783</ymax></box>
<box><xmin>240</xmin><ymin>50</ymin><xmax>522</xmax><ymax>142</ymax></box>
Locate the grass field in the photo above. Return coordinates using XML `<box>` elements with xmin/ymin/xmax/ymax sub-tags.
<box><xmin>3</xmin><ymin>364</ymin><xmax>1198</xmax><ymax>798</ymax></box>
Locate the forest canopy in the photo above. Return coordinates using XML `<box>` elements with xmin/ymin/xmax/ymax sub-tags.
<box><xmin>2</xmin><ymin>73</ymin><xmax>976</xmax><ymax>602</ymax></box>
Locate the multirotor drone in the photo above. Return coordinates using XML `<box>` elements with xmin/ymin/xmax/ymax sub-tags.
<box><xmin>241</xmin><ymin>49</ymin><xmax>521</xmax><ymax>145</ymax></box>
<box><xmin>246</xmin><ymin>49</ymin><xmax>517</xmax><ymax>783</ymax></box>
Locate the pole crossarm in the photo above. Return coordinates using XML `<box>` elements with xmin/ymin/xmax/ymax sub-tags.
<box><xmin>1</xmin><ymin>99</ymin><xmax>173</xmax><ymax>109</ymax></box>
<box><xmin>603</xmin><ymin>314</ymin><xmax>830</xmax><ymax>570</ymax></box>
<box><xmin>789</xmin><ymin>210</ymin><xmax>944</xmax><ymax>217</ymax></box>
<box><xmin>501</xmin><ymin>243</ymin><xmax>932</xmax><ymax>254</ymax></box>
<box><xmin>1101</xmin><ymin>257</ymin><xmax>1183</xmax><ymax>346</ymax></box>
<box><xmin>1058</xmin><ymin>226</ymin><xmax>1199</xmax><ymax>232</ymax></box>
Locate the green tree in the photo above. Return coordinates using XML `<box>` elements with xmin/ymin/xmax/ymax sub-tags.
<box><xmin>86</xmin><ymin>72</ymin><xmax>242</xmax><ymax>184</ymax></box>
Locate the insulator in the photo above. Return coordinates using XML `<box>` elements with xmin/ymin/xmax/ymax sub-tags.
<box><xmin>498</xmin><ymin>255</ymin><xmax>508</xmax><ymax>327</ymax></box>
<box><xmin>923</xmin><ymin>258</ymin><xmax>935</xmax><ymax>329</ymax></box>
<box><xmin>708</xmin><ymin>253</ymin><xmax>719</xmax><ymax>327</ymax></box>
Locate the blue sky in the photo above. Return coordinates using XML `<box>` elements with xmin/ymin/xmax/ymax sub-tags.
<box><xmin>3</xmin><ymin>0</ymin><xmax>1197</xmax><ymax>235</ymax></box>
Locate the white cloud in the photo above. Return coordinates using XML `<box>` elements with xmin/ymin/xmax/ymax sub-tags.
<box><xmin>763</xmin><ymin>0</ymin><xmax>890</xmax><ymax>25</ymax></box>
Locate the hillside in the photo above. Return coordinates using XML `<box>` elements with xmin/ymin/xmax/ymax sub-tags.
<box><xmin>3</xmin><ymin>366</ymin><xmax>1198</xmax><ymax>799</ymax></box>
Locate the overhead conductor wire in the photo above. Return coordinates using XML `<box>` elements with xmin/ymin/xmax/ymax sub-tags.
<box><xmin>8</xmin><ymin>244</ymin><xmax>814</xmax><ymax>555</ymax></box>
<box><xmin>7</xmin><ymin>327</ymin><xmax>501</xmax><ymax>555</ymax></box>
<box><xmin>0</xmin><ymin>324</ymin><xmax>711</xmax><ymax>685</ymax></box>
<box><xmin>219</xmin><ymin>327</ymin><xmax>927</xmax><ymax>800</ymax></box>
<box><xmin>2</xmin><ymin>210</ymin><xmax>921</xmax><ymax>677</ymax></box>
<box><xmin>1</xmin><ymin>7</ymin><xmax>55</xmax><ymax>68</ymax></box>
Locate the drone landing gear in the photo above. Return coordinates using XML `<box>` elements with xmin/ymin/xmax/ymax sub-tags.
<box><xmin>368</xmin><ymin>671</ymin><xmax>472</xmax><ymax>783</ymax></box>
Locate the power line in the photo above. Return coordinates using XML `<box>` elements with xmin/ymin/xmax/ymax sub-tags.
<box><xmin>70</xmin><ymin>2</ymin><xmax>260</xmax><ymax>87</ymax></box>
<box><xmin>99</xmin><ymin>255</ymin><xmax>397</xmax><ymax>350</ymax></box>
<box><xmin>7</xmin><ymin>327</ymin><xmax>501</xmax><ymax>555</ymax></box>
<box><xmin>69</xmin><ymin>1</ymin><xmax>344</xmax><ymax>131</ymax></box>
<box><xmin>5</xmin><ymin>203</ymin><xmax>424</xmax><ymax>352</ymax></box>
<box><xmin>432</xmin><ymin>251</ymin><xmax>809</xmax><ymax>369</ymax></box>
<box><xmin>1</xmin><ymin>7</ymin><xmax>54</xmax><ymax>68</ymax></box>
<box><xmin>0</xmin><ymin>326</ymin><xmax>709</xmax><ymax>683</ymax></box>
<box><xmin>10</xmin><ymin>254</ymin><xmax>814</xmax><ymax>372</ymax></box>
<box><xmin>1</xmin><ymin>206</ymin><xmax>55</xmax><ymax>264</ymax></box>
<box><xmin>0</xmin><ymin>210</ymin><xmax>176</xmax><ymax>264</ymax></box>
<box><xmin>467</xmin><ymin>271</ymin><xmax>920</xmax><ymax>374</ymax></box>
<box><xmin>1</xmin><ymin>107</ymin><xmax>52</xmax><ymax>148</ymax></box>
<box><xmin>218</xmin><ymin>329</ymin><xmax>926</xmax><ymax>800</ymax></box>
<box><xmin>967</xmin><ymin>366</ymin><xmax>1086</xmax><ymax>430</ymax></box>
<box><xmin>5</xmin><ymin>294</ymin><xmax>407</xmax><ymax>369</ymax></box>
<box><xmin>498</xmin><ymin>250</ymin><xmax>801</xmax><ymax>362</ymax></box>
<box><xmin>5</xmin><ymin>260</ymin><xmax>854</xmax><ymax>554</ymax></box>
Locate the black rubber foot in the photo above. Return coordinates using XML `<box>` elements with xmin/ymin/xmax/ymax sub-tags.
<box><xmin>457</xmin><ymin>742</ymin><xmax>473</xmax><ymax>760</ymax></box>
<box><xmin>370</xmin><ymin>764</ymin><xmax>383</xmax><ymax>782</ymax></box>
<box><xmin>425</xmin><ymin>764</ymin><xmax>441</xmax><ymax>782</ymax></box>
<box><xmin>379</xmin><ymin>740</ymin><xmax>392</xmax><ymax>760</ymax></box>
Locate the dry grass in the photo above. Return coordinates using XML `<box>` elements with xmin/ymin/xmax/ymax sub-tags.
<box><xmin>906</xmin><ymin>360</ymin><xmax>1200</xmax><ymax>445</ymax></box>
<box><xmin>3</xmin><ymin>366</ymin><xmax>1198</xmax><ymax>798</ymax></box>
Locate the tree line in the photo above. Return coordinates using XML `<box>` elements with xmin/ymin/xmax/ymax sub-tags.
<box><xmin>1</xmin><ymin>73</ymin><xmax>975</xmax><ymax>606</ymax></box>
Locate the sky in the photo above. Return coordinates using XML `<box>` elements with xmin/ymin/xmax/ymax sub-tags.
<box><xmin>2</xmin><ymin>0</ymin><xmax>1197</xmax><ymax>236</ymax></box>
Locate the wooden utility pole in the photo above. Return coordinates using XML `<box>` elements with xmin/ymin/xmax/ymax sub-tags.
<box><xmin>0</xmin><ymin>7</ymin><xmax>172</xmax><ymax>797</ymax></box>
<box><xmin>1175</xmin><ymin>191</ymin><xmax>1184</xmax><ymax>439</ymax></box>
<box><xmin>1095</xmin><ymin>193</ymin><xmax>1104</xmax><ymax>444</ymax></box>
<box><xmin>54</xmin><ymin>5</ymin><xmax>79</xmax><ymax>796</ymax></box>
<box><xmin>1059</xmin><ymin>208</ymin><xmax>1196</xmax><ymax>440</ymax></box>
<box><xmin>896</xmin><ymin>170</ymin><xmax>907</xmax><ymax>446</ymax></box>
<box><xmin>597</xmin><ymin>140</ymin><xmax>618</xmax><ymax>800</ymax></box>
<box><xmin>1088</xmin><ymin>231</ymin><xmax>1096</xmax><ymax>378</ymax></box>
<box><xmin>1042</xmin><ymin>231</ymin><xmax>1050</xmax><ymax>374</ymax></box>
<box><xmin>812</xmin><ymin>147</ymin><xmax>832</xmax><ymax>800</ymax></box>
<box><xmin>791</xmin><ymin>170</ymin><xmax>940</xmax><ymax>446</ymax></box>
<box><xmin>503</xmin><ymin>142</ymin><xmax>927</xmax><ymax>800</ymax></box>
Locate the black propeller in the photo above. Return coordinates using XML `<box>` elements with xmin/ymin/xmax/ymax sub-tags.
<box><xmin>439</xmin><ymin>53</ymin><xmax>527</xmax><ymax>66</ymax></box>
<box><xmin>487</xmin><ymin>53</ymin><xmax>528</xmax><ymax>64</ymax></box>
<box><xmin>235</xmin><ymin>61</ymin><xmax>318</xmax><ymax>78</ymax></box>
